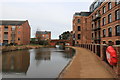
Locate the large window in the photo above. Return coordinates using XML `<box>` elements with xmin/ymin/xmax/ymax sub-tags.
<box><xmin>108</xmin><ymin>27</ymin><xmax>112</xmax><ymax>37</ymax></box>
<box><xmin>78</xmin><ymin>34</ymin><xmax>81</xmax><ymax>39</ymax></box>
<box><xmin>78</xmin><ymin>26</ymin><xmax>81</xmax><ymax>31</ymax></box>
<box><xmin>115</xmin><ymin>25</ymin><xmax>120</xmax><ymax>36</ymax></box>
<box><xmin>103</xmin><ymin>29</ymin><xmax>106</xmax><ymax>37</ymax></box>
<box><xmin>108</xmin><ymin>2</ymin><xmax>112</xmax><ymax>10</ymax></box>
<box><xmin>108</xmin><ymin>14</ymin><xmax>112</xmax><ymax>23</ymax></box>
<box><xmin>103</xmin><ymin>6</ymin><xmax>106</xmax><ymax>14</ymax></box>
<box><xmin>115</xmin><ymin>10</ymin><xmax>120</xmax><ymax>20</ymax></box>
<box><xmin>102</xmin><ymin>17</ymin><xmax>106</xmax><ymax>26</ymax></box>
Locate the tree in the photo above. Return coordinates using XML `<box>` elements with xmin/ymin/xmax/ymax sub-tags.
<box><xmin>59</xmin><ymin>31</ymin><xmax>72</xmax><ymax>40</ymax></box>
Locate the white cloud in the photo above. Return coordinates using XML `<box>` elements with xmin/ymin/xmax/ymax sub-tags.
<box><xmin>1</xmin><ymin>2</ymin><xmax>93</xmax><ymax>39</ymax></box>
<box><xmin>1</xmin><ymin>0</ymin><xmax>94</xmax><ymax>3</ymax></box>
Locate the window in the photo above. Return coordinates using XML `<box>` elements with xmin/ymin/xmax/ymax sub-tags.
<box><xmin>46</xmin><ymin>35</ymin><xmax>49</xmax><ymax>38</ymax></box>
<box><xmin>103</xmin><ymin>6</ymin><xmax>106</xmax><ymax>14</ymax></box>
<box><xmin>92</xmin><ymin>24</ymin><xmax>94</xmax><ymax>29</ymax></box>
<box><xmin>78</xmin><ymin>19</ymin><xmax>80</xmax><ymax>23</ymax></box>
<box><xmin>115</xmin><ymin>25</ymin><xmax>120</xmax><ymax>36</ymax></box>
<box><xmin>108</xmin><ymin>2</ymin><xmax>112</xmax><ymax>10</ymax></box>
<box><xmin>11</xmin><ymin>26</ymin><xmax>16</xmax><ymax>31</ymax></box>
<box><xmin>103</xmin><ymin>29</ymin><xmax>106</xmax><ymax>37</ymax></box>
<box><xmin>108</xmin><ymin>14</ymin><xmax>112</xmax><ymax>23</ymax></box>
<box><xmin>4</xmin><ymin>26</ymin><xmax>8</xmax><ymax>29</ymax></box>
<box><xmin>102</xmin><ymin>17</ymin><xmax>106</xmax><ymax>26</ymax></box>
<box><xmin>18</xmin><ymin>38</ymin><xmax>20</xmax><ymax>41</ymax></box>
<box><xmin>115</xmin><ymin>0</ymin><xmax>120</xmax><ymax>5</ymax></box>
<box><xmin>42</xmin><ymin>35</ymin><xmax>44</xmax><ymax>37</ymax></box>
<box><xmin>108</xmin><ymin>41</ymin><xmax>114</xmax><ymax>45</ymax></box>
<box><xmin>92</xmin><ymin>33</ymin><xmax>94</xmax><ymax>38</ymax></box>
<box><xmin>98</xmin><ymin>20</ymin><xmax>100</xmax><ymax>28</ymax></box>
<box><xmin>78</xmin><ymin>26</ymin><xmax>81</xmax><ymax>31</ymax></box>
<box><xmin>18</xmin><ymin>26</ymin><xmax>21</xmax><ymax>29</ymax></box>
<box><xmin>103</xmin><ymin>41</ymin><xmax>106</xmax><ymax>44</ymax></box>
<box><xmin>115</xmin><ymin>10</ymin><xmax>120</xmax><ymax>20</ymax></box>
<box><xmin>18</xmin><ymin>31</ymin><xmax>20</xmax><ymax>34</ymax></box>
<box><xmin>98</xmin><ymin>31</ymin><xmax>100</xmax><ymax>38</ymax></box>
<box><xmin>92</xmin><ymin>16</ymin><xmax>94</xmax><ymax>20</ymax></box>
<box><xmin>108</xmin><ymin>27</ymin><xmax>112</xmax><ymax>37</ymax></box>
<box><xmin>116</xmin><ymin>40</ymin><xmax>120</xmax><ymax>45</ymax></box>
<box><xmin>78</xmin><ymin>34</ymin><xmax>81</xmax><ymax>39</ymax></box>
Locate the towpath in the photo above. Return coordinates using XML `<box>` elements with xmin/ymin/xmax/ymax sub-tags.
<box><xmin>59</xmin><ymin>47</ymin><xmax>116</xmax><ymax>78</ymax></box>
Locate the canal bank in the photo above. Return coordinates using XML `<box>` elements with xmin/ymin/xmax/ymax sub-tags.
<box><xmin>2</xmin><ymin>45</ymin><xmax>44</xmax><ymax>52</ymax></box>
<box><xmin>58</xmin><ymin>46</ymin><xmax>116</xmax><ymax>78</ymax></box>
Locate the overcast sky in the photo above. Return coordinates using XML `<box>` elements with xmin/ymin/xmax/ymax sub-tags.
<box><xmin>0</xmin><ymin>0</ymin><xmax>94</xmax><ymax>39</ymax></box>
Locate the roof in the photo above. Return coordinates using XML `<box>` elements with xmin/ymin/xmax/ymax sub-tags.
<box><xmin>36</xmin><ymin>31</ymin><xmax>51</xmax><ymax>34</ymax></box>
<box><xmin>74</xmin><ymin>12</ymin><xmax>92</xmax><ymax>17</ymax></box>
<box><xmin>0</xmin><ymin>20</ymin><xmax>27</xmax><ymax>25</ymax></box>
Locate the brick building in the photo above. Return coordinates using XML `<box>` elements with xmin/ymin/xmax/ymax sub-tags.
<box><xmin>36</xmin><ymin>31</ymin><xmax>51</xmax><ymax>40</ymax></box>
<box><xmin>0</xmin><ymin>20</ymin><xmax>31</xmax><ymax>45</ymax></box>
<box><xmin>73</xmin><ymin>0</ymin><xmax>120</xmax><ymax>45</ymax></box>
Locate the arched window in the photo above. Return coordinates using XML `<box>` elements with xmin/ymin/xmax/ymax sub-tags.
<box><xmin>108</xmin><ymin>2</ymin><xmax>112</xmax><ymax>10</ymax></box>
<box><xmin>115</xmin><ymin>25</ymin><xmax>120</xmax><ymax>36</ymax></box>
<box><xmin>116</xmin><ymin>40</ymin><xmax>120</xmax><ymax>45</ymax></box>
<box><xmin>115</xmin><ymin>9</ymin><xmax>120</xmax><ymax>20</ymax></box>
<box><xmin>78</xmin><ymin>26</ymin><xmax>81</xmax><ymax>31</ymax></box>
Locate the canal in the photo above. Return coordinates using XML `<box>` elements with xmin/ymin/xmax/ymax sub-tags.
<box><xmin>2</xmin><ymin>47</ymin><xmax>75</xmax><ymax>78</ymax></box>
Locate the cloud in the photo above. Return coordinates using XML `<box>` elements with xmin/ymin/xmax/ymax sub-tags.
<box><xmin>1</xmin><ymin>2</ymin><xmax>92</xmax><ymax>39</ymax></box>
<box><xmin>1</xmin><ymin>0</ymin><xmax>94</xmax><ymax>3</ymax></box>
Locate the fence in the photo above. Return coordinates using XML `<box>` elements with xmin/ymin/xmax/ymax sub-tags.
<box><xmin>76</xmin><ymin>44</ymin><xmax>120</xmax><ymax>78</ymax></box>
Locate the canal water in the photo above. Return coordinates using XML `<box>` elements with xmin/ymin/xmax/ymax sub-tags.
<box><xmin>2</xmin><ymin>48</ymin><xmax>75</xmax><ymax>78</ymax></box>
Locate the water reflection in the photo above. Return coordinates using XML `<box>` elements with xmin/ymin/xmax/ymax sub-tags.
<box><xmin>2</xmin><ymin>48</ymin><xmax>75</xmax><ymax>78</ymax></box>
<box><xmin>35</xmin><ymin>48</ymin><xmax>51</xmax><ymax>61</ymax></box>
<box><xmin>2</xmin><ymin>50</ymin><xmax>30</xmax><ymax>74</ymax></box>
<box><xmin>63</xmin><ymin>48</ymin><xmax>75</xmax><ymax>59</ymax></box>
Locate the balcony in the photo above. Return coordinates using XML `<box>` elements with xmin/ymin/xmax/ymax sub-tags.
<box><xmin>92</xmin><ymin>14</ymin><xmax>101</xmax><ymax>21</ymax></box>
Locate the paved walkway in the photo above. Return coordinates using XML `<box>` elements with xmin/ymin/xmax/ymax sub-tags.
<box><xmin>59</xmin><ymin>47</ymin><xmax>116</xmax><ymax>78</ymax></box>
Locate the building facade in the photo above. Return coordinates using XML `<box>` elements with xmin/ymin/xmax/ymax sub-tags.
<box><xmin>73</xmin><ymin>0</ymin><xmax>120</xmax><ymax>45</ymax></box>
<box><xmin>0</xmin><ymin>20</ymin><xmax>31</xmax><ymax>45</ymax></box>
<box><xmin>36</xmin><ymin>31</ymin><xmax>51</xmax><ymax>40</ymax></box>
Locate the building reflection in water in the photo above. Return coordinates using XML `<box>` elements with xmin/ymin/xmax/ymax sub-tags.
<box><xmin>2</xmin><ymin>50</ymin><xmax>30</xmax><ymax>74</ymax></box>
<box><xmin>62</xmin><ymin>48</ymin><xmax>75</xmax><ymax>59</ymax></box>
<box><xmin>35</xmin><ymin>49</ymin><xmax>51</xmax><ymax>61</ymax></box>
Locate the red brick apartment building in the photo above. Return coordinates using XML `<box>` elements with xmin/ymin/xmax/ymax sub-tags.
<box><xmin>0</xmin><ymin>20</ymin><xmax>31</xmax><ymax>45</ymax></box>
<box><xmin>73</xmin><ymin>0</ymin><xmax>120</xmax><ymax>45</ymax></box>
<box><xmin>36</xmin><ymin>31</ymin><xmax>51</xmax><ymax>40</ymax></box>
